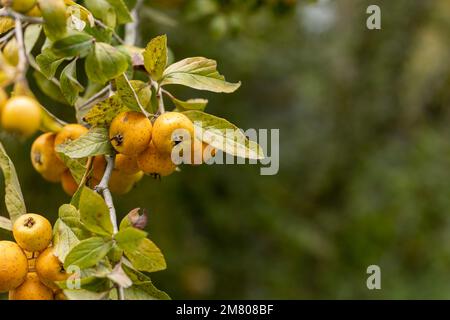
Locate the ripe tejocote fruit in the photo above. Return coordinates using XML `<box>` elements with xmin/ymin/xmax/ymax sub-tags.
<box><xmin>1</xmin><ymin>0</ymin><xmax>37</xmax><ymax>13</ymax></box>
<box><xmin>137</xmin><ymin>142</ymin><xmax>176</xmax><ymax>177</ymax></box>
<box><xmin>61</xmin><ymin>170</ymin><xmax>78</xmax><ymax>196</ymax></box>
<box><xmin>36</xmin><ymin>247</ymin><xmax>69</xmax><ymax>290</ymax></box>
<box><xmin>0</xmin><ymin>241</ymin><xmax>28</xmax><ymax>293</ymax></box>
<box><xmin>109</xmin><ymin>111</ymin><xmax>152</xmax><ymax>155</ymax></box>
<box><xmin>109</xmin><ymin>170</ymin><xmax>144</xmax><ymax>195</ymax></box>
<box><xmin>115</xmin><ymin>154</ymin><xmax>140</xmax><ymax>175</ymax></box>
<box><xmin>13</xmin><ymin>214</ymin><xmax>53</xmax><ymax>252</ymax></box>
<box><xmin>31</xmin><ymin>133</ymin><xmax>67</xmax><ymax>183</ymax></box>
<box><xmin>92</xmin><ymin>155</ymin><xmax>106</xmax><ymax>180</ymax></box>
<box><xmin>0</xmin><ymin>88</ymin><xmax>7</xmax><ymax>121</ymax></box>
<box><xmin>8</xmin><ymin>272</ymin><xmax>54</xmax><ymax>300</ymax></box>
<box><xmin>3</xmin><ymin>38</ymin><xmax>19</xmax><ymax>66</ymax></box>
<box><xmin>54</xmin><ymin>124</ymin><xmax>88</xmax><ymax>157</ymax></box>
<box><xmin>1</xmin><ymin>96</ymin><xmax>41</xmax><ymax>137</ymax></box>
<box><xmin>152</xmin><ymin>112</ymin><xmax>195</xmax><ymax>154</ymax></box>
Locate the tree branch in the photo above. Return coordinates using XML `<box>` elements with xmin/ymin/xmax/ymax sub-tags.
<box><xmin>0</xmin><ymin>9</ymin><xmax>43</xmax><ymax>24</ymax></box>
<box><xmin>124</xmin><ymin>0</ymin><xmax>143</xmax><ymax>46</ymax></box>
<box><xmin>14</xmin><ymin>17</ymin><xmax>27</xmax><ymax>82</ymax></box>
<box><xmin>94</xmin><ymin>155</ymin><xmax>125</xmax><ymax>300</ymax></box>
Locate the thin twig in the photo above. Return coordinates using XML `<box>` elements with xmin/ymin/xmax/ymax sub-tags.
<box><xmin>124</xmin><ymin>0</ymin><xmax>143</xmax><ymax>46</ymax></box>
<box><xmin>77</xmin><ymin>84</ymin><xmax>112</xmax><ymax>112</ymax></box>
<box><xmin>0</xmin><ymin>9</ymin><xmax>43</xmax><ymax>24</ymax></box>
<box><xmin>94</xmin><ymin>155</ymin><xmax>125</xmax><ymax>300</ymax></box>
<box><xmin>151</xmin><ymin>80</ymin><xmax>165</xmax><ymax>114</ymax></box>
<box><xmin>79</xmin><ymin>156</ymin><xmax>94</xmax><ymax>188</ymax></box>
<box><xmin>0</xmin><ymin>28</ymin><xmax>16</xmax><ymax>45</ymax></box>
<box><xmin>123</xmin><ymin>73</ymin><xmax>150</xmax><ymax>117</ymax></box>
<box><xmin>14</xmin><ymin>17</ymin><xmax>27</xmax><ymax>81</ymax></box>
<box><xmin>94</xmin><ymin>19</ymin><xmax>124</xmax><ymax>44</ymax></box>
<box><xmin>27</xmin><ymin>54</ymin><xmax>62</xmax><ymax>87</ymax></box>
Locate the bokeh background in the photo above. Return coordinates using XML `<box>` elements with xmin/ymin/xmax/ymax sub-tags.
<box><xmin>3</xmin><ymin>0</ymin><xmax>450</xmax><ymax>299</ymax></box>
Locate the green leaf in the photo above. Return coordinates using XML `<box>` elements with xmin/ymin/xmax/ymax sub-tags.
<box><xmin>38</xmin><ymin>0</ymin><xmax>67</xmax><ymax>41</ymax></box>
<box><xmin>183</xmin><ymin>110</ymin><xmax>265</xmax><ymax>160</ymax></box>
<box><xmin>64</xmin><ymin>237</ymin><xmax>113</xmax><ymax>269</ymax></box>
<box><xmin>56</xmin><ymin>127</ymin><xmax>113</xmax><ymax>159</ymax></box>
<box><xmin>169</xmin><ymin>95</ymin><xmax>208</xmax><ymax>111</ymax></box>
<box><xmin>83</xmin><ymin>94</ymin><xmax>129</xmax><ymax>127</ymax></box>
<box><xmin>59</xmin><ymin>203</ymin><xmax>91</xmax><ymax>240</ymax></box>
<box><xmin>58</xmin><ymin>153</ymin><xmax>86</xmax><ymax>184</ymax></box>
<box><xmin>105</xmin><ymin>0</ymin><xmax>133</xmax><ymax>24</ymax></box>
<box><xmin>84</xmin><ymin>0</ymin><xmax>116</xmax><ymax>28</ymax></box>
<box><xmin>115</xmin><ymin>74</ymin><xmax>151</xmax><ymax>112</ymax></box>
<box><xmin>122</xmin><ymin>264</ymin><xmax>170</xmax><ymax>300</ymax></box>
<box><xmin>0</xmin><ymin>216</ymin><xmax>12</xmax><ymax>231</ymax></box>
<box><xmin>0</xmin><ymin>143</ymin><xmax>26</xmax><ymax>223</ymax></box>
<box><xmin>24</xmin><ymin>25</ymin><xmax>42</xmax><ymax>53</ymax></box>
<box><xmin>52</xmin><ymin>32</ymin><xmax>95</xmax><ymax>58</ymax></box>
<box><xmin>63</xmin><ymin>289</ymin><xmax>109</xmax><ymax>300</ymax></box>
<box><xmin>53</xmin><ymin>218</ymin><xmax>80</xmax><ymax>262</ymax></box>
<box><xmin>36</xmin><ymin>49</ymin><xmax>66</xmax><ymax>79</ymax></box>
<box><xmin>79</xmin><ymin>187</ymin><xmax>114</xmax><ymax>236</ymax></box>
<box><xmin>60</xmin><ymin>59</ymin><xmax>84</xmax><ymax>106</ymax></box>
<box><xmin>116</xmin><ymin>228</ymin><xmax>166</xmax><ymax>273</ymax></box>
<box><xmin>143</xmin><ymin>35</ymin><xmax>168</xmax><ymax>81</ymax></box>
<box><xmin>33</xmin><ymin>71</ymin><xmax>67</xmax><ymax>104</ymax></box>
<box><xmin>161</xmin><ymin>57</ymin><xmax>241</xmax><ymax>93</ymax></box>
<box><xmin>85</xmin><ymin>42</ymin><xmax>129</xmax><ymax>84</ymax></box>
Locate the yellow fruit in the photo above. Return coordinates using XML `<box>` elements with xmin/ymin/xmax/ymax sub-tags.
<box><xmin>108</xmin><ymin>170</ymin><xmax>143</xmax><ymax>195</ymax></box>
<box><xmin>152</xmin><ymin>112</ymin><xmax>195</xmax><ymax>154</ymax></box>
<box><xmin>25</xmin><ymin>4</ymin><xmax>41</xmax><ymax>16</ymax></box>
<box><xmin>92</xmin><ymin>155</ymin><xmax>106</xmax><ymax>180</ymax></box>
<box><xmin>1</xmin><ymin>96</ymin><xmax>41</xmax><ymax>137</ymax></box>
<box><xmin>0</xmin><ymin>241</ymin><xmax>28</xmax><ymax>293</ymax></box>
<box><xmin>3</xmin><ymin>38</ymin><xmax>19</xmax><ymax>66</ymax></box>
<box><xmin>8</xmin><ymin>272</ymin><xmax>53</xmax><ymax>300</ymax></box>
<box><xmin>0</xmin><ymin>88</ymin><xmax>7</xmax><ymax>122</ymax></box>
<box><xmin>13</xmin><ymin>213</ymin><xmax>53</xmax><ymax>252</ymax></box>
<box><xmin>115</xmin><ymin>154</ymin><xmax>140</xmax><ymax>175</ymax></box>
<box><xmin>109</xmin><ymin>111</ymin><xmax>152</xmax><ymax>155</ymax></box>
<box><xmin>55</xmin><ymin>290</ymin><xmax>67</xmax><ymax>300</ymax></box>
<box><xmin>1</xmin><ymin>0</ymin><xmax>37</xmax><ymax>13</ymax></box>
<box><xmin>61</xmin><ymin>170</ymin><xmax>78</xmax><ymax>196</ymax></box>
<box><xmin>31</xmin><ymin>133</ymin><xmax>67</xmax><ymax>183</ymax></box>
<box><xmin>175</xmin><ymin>139</ymin><xmax>216</xmax><ymax>165</ymax></box>
<box><xmin>36</xmin><ymin>247</ymin><xmax>69</xmax><ymax>290</ymax></box>
<box><xmin>54</xmin><ymin>124</ymin><xmax>88</xmax><ymax>152</ymax></box>
<box><xmin>137</xmin><ymin>142</ymin><xmax>176</xmax><ymax>177</ymax></box>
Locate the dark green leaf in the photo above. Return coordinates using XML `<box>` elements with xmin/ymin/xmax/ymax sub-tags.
<box><xmin>85</xmin><ymin>42</ymin><xmax>129</xmax><ymax>84</ymax></box>
<box><xmin>123</xmin><ymin>264</ymin><xmax>170</xmax><ymax>300</ymax></box>
<box><xmin>60</xmin><ymin>59</ymin><xmax>84</xmax><ymax>106</ymax></box>
<box><xmin>52</xmin><ymin>32</ymin><xmax>95</xmax><ymax>58</ymax></box>
<box><xmin>105</xmin><ymin>0</ymin><xmax>133</xmax><ymax>24</ymax></box>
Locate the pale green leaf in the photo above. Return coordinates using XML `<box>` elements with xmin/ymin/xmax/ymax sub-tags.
<box><xmin>64</xmin><ymin>237</ymin><xmax>113</xmax><ymax>269</ymax></box>
<box><xmin>56</xmin><ymin>127</ymin><xmax>113</xmax><ymax>159</ymax></box>
<box><xmin>0</xmin><ymin>216</ymin><xmax>12</xmax><ymax>231</ymax></box>
<box><xmin>143</xmin><ymin>35</ymin><xmax>167</xmax><ymax>81</ymax></box>
<box><xmin>79</xmin><ymin>187</ymin><xmax>113</xmax><ymax>236</ymax></box>
<box><xmin>0</xmin><ymin>143</ymin><xmax>26</xmax><ymax>223</ymax></box>
<box><xmin>161</xmin><ymin>57</ymin><xmax>241</xmax><ymax>93</ymax></box>
<box><xmin>183</xmin><ymin>110</ymin><xmax>265</xmax><ymax>160</ymax></box>
<box><xmin>53</xmin><ymin>218</ymin><xmax>80</xmax><ymax>262</ymax></box>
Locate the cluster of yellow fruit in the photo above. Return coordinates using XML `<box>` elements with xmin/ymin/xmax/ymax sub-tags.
<box><xmin>0</xmin><ymin>88</ymin><xmax>42</xmax><ymax>138</ymax></box>
<box><xmin>30</xmin><ymin>123</ymin><xmax>143</xmax><ymax>196</ymax></box>
<box><xmin>0</xmin><ymin>213</ymin><xmax>68</xmax><ymax>300</ymax></box>
<box><xmin>0</xmin><ymin>0</ymin><xmax>41</xmax><ymax>16</ymax></box>
<box><xmin>110</xmin><ymin>111</ymin><xmax>215</xmax><ymax>178</ymax></box>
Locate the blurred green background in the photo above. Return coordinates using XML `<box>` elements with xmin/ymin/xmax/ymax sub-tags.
<box><xmin>3</xmin><ymin>0</ymin><xmax>450</xmax><ymax>299</ymax></box>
